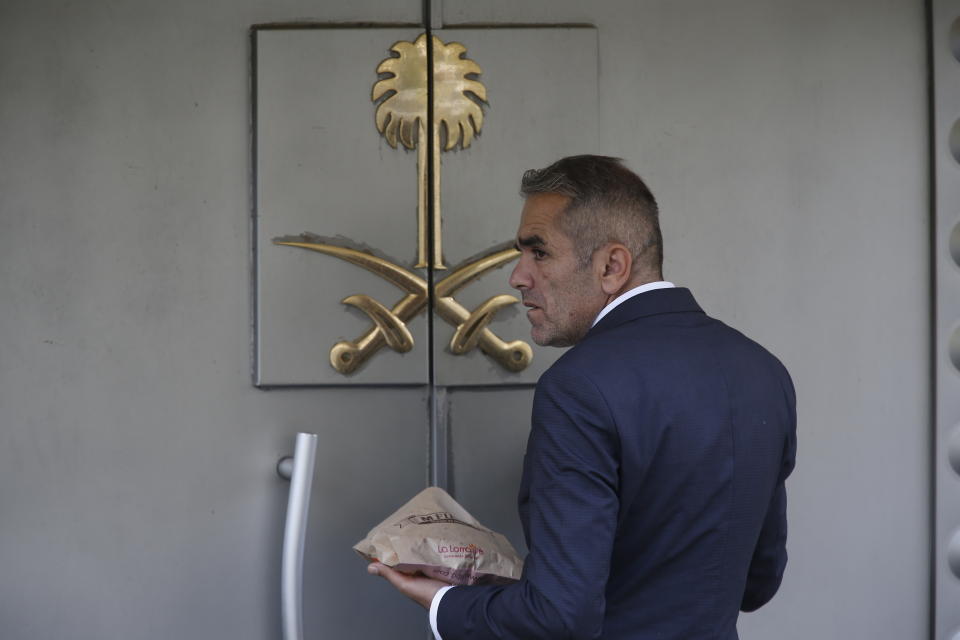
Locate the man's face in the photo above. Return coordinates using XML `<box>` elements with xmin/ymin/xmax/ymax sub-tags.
<box><xmin>509</xmin><ymin>193</ymin><xmax>606</xmax><ymax>347</ymax></box>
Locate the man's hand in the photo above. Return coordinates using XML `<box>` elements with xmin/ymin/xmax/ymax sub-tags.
<box><xmin>367</xmin><ymin>562</ymin><xmax>447</xmax><ymax>609</ymax></box>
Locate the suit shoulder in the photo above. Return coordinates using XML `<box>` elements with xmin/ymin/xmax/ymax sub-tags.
<box><xmin>723</xmin><ymin>323</ymin><xmax>794</xmax><ymax>382</ymax></box>
<box><xmin>541</xmin><ymin>336</ymin><xmax>618</xmax><ymax>384</ymax></box>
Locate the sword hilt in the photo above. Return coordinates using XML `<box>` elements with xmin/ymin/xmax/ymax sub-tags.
<box><xmin>330</xmin><ymin>335</ymin><xmax>380</xmax><ymax>375</ymax></box>
<box><xmin>478</xmin><ymin>334</ymin><xmax>533</xmax><ymax>372</ymax></box>
<box><xmin>330</xmin><ymin>293</ymin><xmax>427</xmax><ymax>374</ymax></box>
<box><xmin>435</xmin><ymin>296</ymin><xmax>533</xmax><ymax>372</ymax></box>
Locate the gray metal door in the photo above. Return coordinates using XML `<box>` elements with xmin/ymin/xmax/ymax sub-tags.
<box><xmin>253</xmin><ymin>25</ymin><xmax>597</xmax><ymax>637</ymax></box>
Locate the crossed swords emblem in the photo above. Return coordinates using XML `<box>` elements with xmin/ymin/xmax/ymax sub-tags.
<box><xmin>271</xmin><ymin>35</ymin><xmax>533</xmax><ymax>375</ymax></box>
<box><xmin>273</xmin><ymin>238</ymin><xmax>532</xmax><ymax>374</ymax></box>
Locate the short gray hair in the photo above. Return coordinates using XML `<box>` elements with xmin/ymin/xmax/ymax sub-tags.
<box><xmin>520</xmin><ymin>155</ymin><xmax>663</xmax><ymax>274</ymax></box>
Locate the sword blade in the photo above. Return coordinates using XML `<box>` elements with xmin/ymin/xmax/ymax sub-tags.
<box><xmin>274</xmin><ymin>240</ymin><xmax>428</xmax><ymax>296</ymax></box>
<box><xmin>434</xmin><ymin>246</ymin><xmax>519</xmax><ymax>298</ymax></box>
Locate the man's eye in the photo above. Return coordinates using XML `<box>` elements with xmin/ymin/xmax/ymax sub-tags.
<box><xmin>533</xmin><ymin>249</ymin><xmax>547</xmax><ymax>259</ymax></box>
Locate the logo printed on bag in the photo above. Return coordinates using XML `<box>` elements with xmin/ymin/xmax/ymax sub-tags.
<box><xmin>394</xmin><ymin>511</ymin><xmax>485</xmax><ymax>532</ymax></box>
<box><xmin>437</xmin><ymin>543</ymin><xmax>484</xmax><ymax>557</ymax></box>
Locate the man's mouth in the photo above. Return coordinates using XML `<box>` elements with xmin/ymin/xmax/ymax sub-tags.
<box><xmin>523</xmin><ymin>301</ymin><xmax>542</xmax><ymax>320</ymax></box>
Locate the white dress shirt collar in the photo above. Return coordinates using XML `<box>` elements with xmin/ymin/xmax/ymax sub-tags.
<box><xmin>591</xmin><ymin>281</ymin><xmax>676</xmax><ymax>327</ymax></box>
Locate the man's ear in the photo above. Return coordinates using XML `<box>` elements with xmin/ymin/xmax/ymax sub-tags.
<box><xmin>597</xmin><ymin>244</ymin><xmax>633</xmax><ymax>295</ymax></box>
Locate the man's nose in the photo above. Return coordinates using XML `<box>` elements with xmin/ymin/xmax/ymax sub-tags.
<box><xmin>509</xmin><ymin>257</ymin><xmax>530</xmax><ymax>291</ymax></box>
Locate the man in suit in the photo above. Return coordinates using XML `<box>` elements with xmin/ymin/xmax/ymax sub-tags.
<box><xmin>368</xmin><ymin>155</ymin><xmax>797</xmax><ymax>639</ymax></box>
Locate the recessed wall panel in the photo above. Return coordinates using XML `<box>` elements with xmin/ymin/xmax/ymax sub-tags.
<box><xmin>255</xmin><ymin>28</ymin><xmax>428</xmax><ymax>385</ymax></box>
<box><xmin>448</xmin><ymin>387</ymin><xmax>535</xmax><ymax>556</ymax></box>
<box><xmin>433</xmin><ymin>27</ymin><xmax>599</xmax><ymax>385</ymax></box>
<box><xmin>299</xmin><ymin>387</ymin><xmax>429</xmax><ymax>639</ymax></box>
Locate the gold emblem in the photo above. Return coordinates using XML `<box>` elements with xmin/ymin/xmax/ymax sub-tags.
<box><xmin>372</xmin><ymin>34</ymin><xmax>486</xmax><ymax>269</ymax></box>
<box><xmin>274</xmin><ymin>34</ymin><xmax>531</xmax><ymax>375</ymax></box>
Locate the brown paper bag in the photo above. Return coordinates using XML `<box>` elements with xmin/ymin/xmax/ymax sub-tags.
<box><xmin>353</xmin><ymin>486</ymin><xmax>524</xmax><ymax>585</ymax></box>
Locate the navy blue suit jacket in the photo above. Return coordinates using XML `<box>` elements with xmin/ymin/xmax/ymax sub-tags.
<box><xmin>437</xmin><ymin>288</ymin><xmax>797</xmax><ymax>639</ymax></box>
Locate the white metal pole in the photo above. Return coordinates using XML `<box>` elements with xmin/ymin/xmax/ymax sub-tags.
<box><xmin>279</xmin><ymin>432</ymin><xmax>318</xmax><ymax>640</ymax></box>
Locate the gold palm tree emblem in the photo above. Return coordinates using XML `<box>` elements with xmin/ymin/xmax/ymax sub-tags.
<box><xmin>372</xmin><ymin>33</ymin><xmax>487</xmax><ymax>268</ymax></box>
<box><xmin>274</xmin><ymin>33</ymin><xmax>532</xmax><ymax>376</ymax></box>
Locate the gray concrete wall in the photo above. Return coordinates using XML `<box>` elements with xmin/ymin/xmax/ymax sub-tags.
<box><xmin>0</xmin><ymin>0</ymin><xmax>930</xmax><ymax>638</ymax></box>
